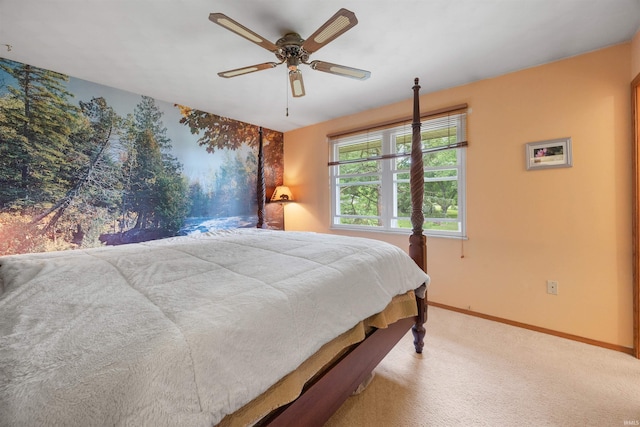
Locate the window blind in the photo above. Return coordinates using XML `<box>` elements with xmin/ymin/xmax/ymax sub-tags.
<box><xmin>328</xmin><ymin>104</ymin><xmax>468</xmax><ymax>166</ymax></box>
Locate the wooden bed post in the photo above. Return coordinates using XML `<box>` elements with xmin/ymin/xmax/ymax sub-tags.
<box><xmin>256</xmin><ymin>127</ymin><xmax>267</xmax><ymax>229</ymax></box>
<box><xmin>409</xmin><ymin>78</ymin><xmax>427</xmax><ymax>353</ymax></box>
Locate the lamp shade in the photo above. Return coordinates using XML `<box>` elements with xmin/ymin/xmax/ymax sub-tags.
<box><xmin>270</xmin><ymin>186</ymin><xmax>294</xmax><ymax>202</ymax></box>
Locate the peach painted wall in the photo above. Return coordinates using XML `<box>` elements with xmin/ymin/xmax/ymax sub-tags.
<box><xmin>632</xmin><ymin>28</ymin><xmax>640</xmax><ymax>78</ymax></box>
<box><xmin>283</xmin><ymin>43</ymin><xmax>634</xmax><ymax>348</ymax></box>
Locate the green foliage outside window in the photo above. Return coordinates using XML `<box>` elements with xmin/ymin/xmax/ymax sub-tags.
<box><xmin>330</xmin><ymin>113</ymin><xmax>466</xmax><ymax>236</ymax></box>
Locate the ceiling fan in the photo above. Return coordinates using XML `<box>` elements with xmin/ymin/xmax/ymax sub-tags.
<box><xmin>208</xmin><ymin>8</ymin><xmax>371</xmax><ymax>98</ymax></box>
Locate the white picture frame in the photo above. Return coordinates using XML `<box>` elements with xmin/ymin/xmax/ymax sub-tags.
<box><xmin>525</xmin><ymin>137</ymin><xmax>572</xmax><ymax>170</ymax></box>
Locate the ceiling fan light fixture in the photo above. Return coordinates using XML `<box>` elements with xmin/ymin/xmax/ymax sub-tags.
<box><xmin>286</xmin><ymin>56</ymin><xmax>300</xmax><ymax>71</ymax></box>
<box><xmin>289</xmin><ymin>70</ymin><xmax>305</xmax><ymax>97</ymax></box>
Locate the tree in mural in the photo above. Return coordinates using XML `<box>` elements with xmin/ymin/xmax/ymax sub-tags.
<box><xmin>31</xmin><ymin>97</ymin><xmax>123</xmax><ymax>238</ymax></box>
<box><xmin>0</xmin><ymin>60</ymin><xmax>117</xmax><ymax>252</ymax></box>
<box><xmin>188</xmin><ymin>180</ymin><xmax>212</xmax><ymax>217</ymax></box>
<box><xmin>210</xmin><ymin>150</ymin><xmax>257</xmax><ymax>217</ymax></box>
<box><xmin>122</xmin><ymin>96</ymin><xmax>189</xmax><ymax>234</ymax></box>
<box><xmin>1</xmin><ymin>59</ymin><xmax>192</xmax><ymax>251</ymax></box>
<box><xmin>0</xmin><ymin>59</ymin><xmax>81</xmax><ymax>208</ymax></box>
<box><xmin>177</xmin><ymin>104</ymin><xmax>283</xmax><ymax>166</ymax></box>
<box><xmin>176</xmin><ymin>105</ymin><xmax>284</xmax><ymax>213</ymax></box>
<box><xmin>0</xmin><ymin>95</ymin><xmax>24</xmax><ymax>204</ymax></box>
<box><xmin>177</xmin><ymin>105</ymin><xmax>255</xmax><ymax>153</ymax></box>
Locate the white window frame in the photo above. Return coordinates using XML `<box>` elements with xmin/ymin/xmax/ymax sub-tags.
<box><xmin>329</xmin><ymin>113</ymin><xmax>467</xmax><ymax>238</ymax></box>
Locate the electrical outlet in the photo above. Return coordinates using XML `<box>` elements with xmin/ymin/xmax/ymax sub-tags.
<box><xmin>547</xmin><ymin>280</ymin><xmax>558</xmax><ymax>295</ymax></box>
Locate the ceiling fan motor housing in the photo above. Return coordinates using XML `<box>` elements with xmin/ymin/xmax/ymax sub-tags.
<box><xmin>276</xmin><ymin>33</ymin><xmax>309</xmax><ymax>70</ymax></box>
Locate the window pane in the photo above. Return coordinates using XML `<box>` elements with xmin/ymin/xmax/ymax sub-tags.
<box><xmin>395</xmin><ymin>156</ymin><xmax>411</xmax><ymax>170</ymax></box>
<box><xmin>424</xmin><ymin>150</ymin><xmax>457</xmax><ymax>167</ymax></box>
<box><xmin>338</xmin><ymin>174</ymin><xmax>380</xmax><ymax>185</ymax></box>
<box><xmin>424</xmin><ymin>220</ymin><xmax>460</xmax><ymax>232</ymax></box>
<box><xmin>396</xmin><ymin>181</ymin><xmax>411</xmax><ymax>217</ymax></box>
<box><xmin>336</xmin><ymin>217</ymin><xmax>382</xmax><ymax>227</ymax></box>
<box><xmin>395</xmin><ymin>133</ymin><xmax>412</xmax><ymax>154</ymax></box>
<box><xmin>339</xmin><ymin>184</ymin><xmax>381</xmax><ymax>217</ymax></box>
<box><xmin>339</xmin><ymin>160</ymin><xmax>379</xmax><ymax>175</ymax></box>
<box><xmin>395</xmin><ymin>137</ymin><xmax>459</xmax><ymax>170</ymax></box>
<box><xmin>425</xmin><ymin>169</ymin><xmax>457</xmax><ymax>180</ymax></box>
<box><xmin>422</xmin><ymin>131</ymin><xmax>457</xmax><ymax>150</ymax></box>
<box><xmin>394</xmin><ymin>134</ymin><xmax>412</xmax><ymax>171</ymax></box>
<box><xmin>338</xmin><ymin>139</ymin><xmax>382</xmax><ymax>161</ymax></box>
<box><xmin>395</xmin><ymin>167</ymin><xmax>459</xmax><ymax>222</ymax></box>
<box><xmin>395</xmin><ymin>127</ymin><xmax>458</xmax><ymax>152</ymax></box>
<box><xmin>396</xmin><ymin>181</ymin><xmax>452</xmax><ymax>220</ymax></box>
<box><xmin>424</xmin><ymin>180</ymin><xmax>458</xmax><ymax>219</ymax></box>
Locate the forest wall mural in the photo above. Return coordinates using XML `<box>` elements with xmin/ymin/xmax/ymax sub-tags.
<box><xmin>0</xmin><ymin>58</ymin><xmax>284</xmax><ymax>256</ymax></box>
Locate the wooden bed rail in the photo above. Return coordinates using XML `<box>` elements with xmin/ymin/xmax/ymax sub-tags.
<box><xmin>263</xmin><ymin>317</ymin><xmax>416</xmax><ymax>427</ymax></box>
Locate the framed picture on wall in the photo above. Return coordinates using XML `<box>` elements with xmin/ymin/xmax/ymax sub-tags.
<box><xmin>525</xmin><ymin>137</ymin><xmax>572</xmax><ymax>170</ymax></box>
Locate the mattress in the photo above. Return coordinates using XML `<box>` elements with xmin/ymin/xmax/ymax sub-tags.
<box><xmin>0</xmin><ymin>229</ymin><xmax>429</xmax><ymax>426</ymax></box>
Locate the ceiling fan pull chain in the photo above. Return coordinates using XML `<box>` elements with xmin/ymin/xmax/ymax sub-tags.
<box><xmin>286</xmin><ymin>73</ymin><xmax>290</xmax><ymax>117</ymax></box>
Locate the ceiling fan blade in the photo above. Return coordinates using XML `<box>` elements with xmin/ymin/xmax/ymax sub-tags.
<box><xmin>209</xmin><ymin>13</ymin><xmax>279</xmax><ymax>52</ymax></box>
<box><xmin>301</xmin><ymin>8</ymin><xmax>358</xmax><ymax>54</ymax></box>
<box><xmin>309</xmin><ymin>60</ymin><xmax>371</xmax><ymax>80</ymax></box>
<box><xmin>218</xmin><ymin>62</ymin><xmax>280</xmax><ymax>78</ymax></box>
<box><xmin>289</xmin><ymin>70</ymin><xmax>306</xmax><ymax>97</ymax></box>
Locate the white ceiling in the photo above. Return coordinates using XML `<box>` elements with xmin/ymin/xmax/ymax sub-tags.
<box><xmin>1</xmin><ymin>1</ymin><xmax>639</xmax><ymax>133</ymax></box>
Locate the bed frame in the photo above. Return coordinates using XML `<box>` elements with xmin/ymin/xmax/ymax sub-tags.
<box><xmin>254</xmin><ymin>78</ymin><xmax>428</xmax><ymax>426</ymax></box>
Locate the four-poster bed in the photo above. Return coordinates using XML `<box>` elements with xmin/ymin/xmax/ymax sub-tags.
<box><xmin>234</xmin><ymin>78</ymin><xmax>428</xmax><ymax>426</ymax></box>
<box><xmin>0</xmin><ymin>79</ymin><xmax>429</xmax><ymax>426</ymax></box>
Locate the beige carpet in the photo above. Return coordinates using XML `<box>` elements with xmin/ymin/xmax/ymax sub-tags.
<box><xmin>325</xmin><ymin>306</ymin><xmax>640</xmax><ymax>427</ymax></box>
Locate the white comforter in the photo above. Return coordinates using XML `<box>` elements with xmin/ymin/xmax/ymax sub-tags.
<box><xmin>0</xmin><ymin>229</ymin><xmax>429</xmax><ymax>426</ymax></box>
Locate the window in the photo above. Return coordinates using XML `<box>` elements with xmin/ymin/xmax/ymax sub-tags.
<box><xmin>329</xmin><ymin>107</ymin><xmax>467</xmax><ymax>238</ymax></box>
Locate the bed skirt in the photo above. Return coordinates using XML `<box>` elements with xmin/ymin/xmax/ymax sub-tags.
<box><xmin>219</xmin><ymin>291</ymin><xmax>418</xmax><ymax>426</ymax></box>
